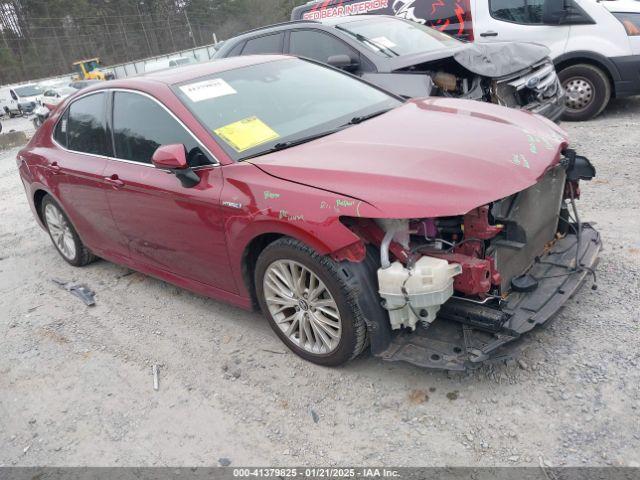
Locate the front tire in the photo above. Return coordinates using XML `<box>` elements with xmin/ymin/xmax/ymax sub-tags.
<box><xmin>41</xmin><ymin>195</ymin><xmax>96</xmax><ymax>267</ymax></box>
<box><xmin>559</xmin><ymin>64</ymin><xmax>611</xmax><ymax>121</ymax></box>
<box><xmin>255</xmin><ymin>238</ymin><xmax>368</xmax><ymax>367</ymax></box>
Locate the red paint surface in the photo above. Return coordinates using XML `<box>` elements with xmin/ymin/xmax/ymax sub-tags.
<box><xmin>17</xmin><ymin>56</ymin><xmax>570</xmax><ymax>308</ymax></box>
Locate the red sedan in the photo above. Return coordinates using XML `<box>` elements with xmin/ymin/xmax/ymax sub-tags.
<box><xmin>17</xmin><ymin>55</ymin><xmax>600</xmax><ymax>369</ymax></box>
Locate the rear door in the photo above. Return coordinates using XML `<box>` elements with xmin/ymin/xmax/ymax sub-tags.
<box><xmin>474</xmin><ymin>0</ymin><xmax>570</xmax><ymax>57</ymax></box>
<box><xmin>102</xmin><ymin>90</ymin><xmax>236</xmax><ymax>293</ymax></box>
<box><xmin>47</xmin><ymin>92</ymin><xmax>121</xmax><ymax>256</ymax></box>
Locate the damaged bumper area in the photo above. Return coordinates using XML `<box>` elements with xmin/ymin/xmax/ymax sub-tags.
<box><xmin>346</xmin><ymin>151</ymin><xmax>600</xmax><ymax>370</ymax></box>
<box><xmin>379</xmin><ymin>224</ymin><xmax>601</xmax><ymax>370</ymax></box>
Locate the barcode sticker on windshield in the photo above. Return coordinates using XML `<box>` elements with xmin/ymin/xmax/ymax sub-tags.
<box><xmin>180</xmin><ymin>78</ymin><xmax>236</xmax><ymax>102</ymax></box>
<box><xmin>214</xmin><ymin>116</ymin><xmax>280</xmax><ymax>152</ymax></box>
<box><xmin>371</xmin><ymin>36</ymin><xmax>397</xmax><ymax>49</ymax></box>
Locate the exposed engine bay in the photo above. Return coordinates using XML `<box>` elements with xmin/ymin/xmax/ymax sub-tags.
<box><xmin>343</xmin><ymin>150</ymin><xmax>600</xmax><ymax>370</ymax></box>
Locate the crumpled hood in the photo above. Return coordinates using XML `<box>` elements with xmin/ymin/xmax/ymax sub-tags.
<box><xmin>248</xmin><ymin>98</ymin><xmax>568</xmax><ymax>219</ymax></box>
<box><xmin>385</xmin><ymin>41</ymin><xmax>550</xmax><ymax>78</ymax></box>
<box><xmin>453</xmin><ymin>41</ymin><xmax>551</xmax><ymax>77</ymax></box>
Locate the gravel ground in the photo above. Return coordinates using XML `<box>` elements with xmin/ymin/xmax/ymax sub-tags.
<box><xmin>1</xmin><ymin>99</ymin><xmax>639</xmax><ymax>467</ymax></box>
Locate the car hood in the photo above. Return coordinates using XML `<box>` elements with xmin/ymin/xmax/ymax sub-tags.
<box><xmin>248</xmin><ymin>98</ymin><xmax>568</xmax><ymax>219</ymax></box>
<box><xmin>385</xmin><ymin>41</ymin><xmax>550</xmax><ymax>78</ymax></box>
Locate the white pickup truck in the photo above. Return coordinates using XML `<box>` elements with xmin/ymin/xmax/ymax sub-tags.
<box><xmin>293</xmin><ymin>0</ymin><xmax>640</xmax><ymax>120</ymax></box>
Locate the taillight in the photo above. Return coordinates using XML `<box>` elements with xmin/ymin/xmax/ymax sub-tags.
<box><xmin>614</xmin><ymin>12</ymin><xmax>640</xmax><ymax>36</ymax></box>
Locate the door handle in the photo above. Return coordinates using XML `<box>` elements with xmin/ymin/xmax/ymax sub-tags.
<box><xmin>104</xmin><ymin>174</ymin><xmax>125</xmax><ymax>189</ymax></box>
<box><xmin>480</xmin><ymin>31</ymin><xmax>498</xmax><ymax>37</ymax></box>
<box><xmin>50</xmin><ymin>161</ymin><xmax>61</xmax><ymax>174</ymax></box>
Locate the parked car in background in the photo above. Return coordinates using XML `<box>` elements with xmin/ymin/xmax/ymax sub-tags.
<box><xmin>69</xmin><ymin>80</ymin><xmax>104</xmax><ymax>91</ymax></box>
<box><xmin>292</xmin><ymin>0</ymin><xmax>640</xmax><ymax>121</ymax></box>
<box><xmin>39</xmin><ymin>85</ymin><xmax>77</xmax><ymax>110</ymax></box>
<box><xmin>17</xmin><ymin>55</ymin><xmax>600</xmax><ymax>370</ymax></box>
<box><xmin>144</xmin><ymin>56</ymin><xmax>197</xmax><ymax>73</ymax></box>
<box><xmin>0</xmin><ymin>83</ymin><xmax>43</xmax><ymax>117</ymax></box>
<box><xmin>213</xmin><ymin>16</ymin><xmax>565</xmax><ymax>121</ymax></box>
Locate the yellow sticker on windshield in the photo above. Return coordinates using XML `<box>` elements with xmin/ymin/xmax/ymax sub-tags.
<box><xmin>214</xmin><ymin>116</ymin><xmax>280</xmax><ymax>152</ymax></box>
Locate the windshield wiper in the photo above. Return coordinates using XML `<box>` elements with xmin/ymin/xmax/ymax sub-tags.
<box><xmin>240</xmin><ymin>128</ymin><xmax>342</xmax><ymax>161</ymax></box>
<box><xmin>334</xmin><ymin>26</ymin><xmax>399</xmax><ymax>57</ymax></box>
<box><xmin>345</xmin><ymin>108</ymin><xmax>393</xmax><ymax>125</ymax></box>
<box><xmin>240</xmin><ymin>109</ymin><xmax>393</xmax><ymax>161</ymax></box>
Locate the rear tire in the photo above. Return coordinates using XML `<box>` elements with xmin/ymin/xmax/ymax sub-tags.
<box><xmin>41</xmin><ymin>195</ymin><xmax>96</xmax><ymax>267</ymax></box>
<box><xmin>255</xmin><ymin>238</ymin><xmax>368</xmax><ymax>367</ymax></box>
<box><xmin>559</xmin><ymin>64</ymin><xmax>611</xmax><ymax>121</ymax></box>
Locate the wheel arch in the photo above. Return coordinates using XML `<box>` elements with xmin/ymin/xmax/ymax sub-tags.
<box><xmin>241</xmin><ymin>232</ymin><xmax>286</xmax><ymax>309</ymax></box>
<box><xmin>554</xmin><ymin>51</ymin><xmax>619</xmax><ymax>96</ymax></box>
<box><xmin>33</xmin><ymin>188</ymin><xmax>49</xmax><ymax>224</ymax></box>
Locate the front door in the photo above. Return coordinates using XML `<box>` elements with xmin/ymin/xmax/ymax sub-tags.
<box><xmin>473</xmin><ymin>0</ymin><xmax>570</xmax><ymax>57</ymax></box>
<box><xmin>102</xmin><ymin>90</ymin><xmax>236</xmax><ymax>293</ymax></box>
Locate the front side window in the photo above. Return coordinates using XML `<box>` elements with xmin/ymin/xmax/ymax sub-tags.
<box><xmin>289</xmin><ymin>30</ymin><xmax>357</xmax><ymax>63</ymax></box>
<box><xmin>175</xmin><ymin>58</ymin><xmax>401</xmax><ymax>161</ymax></box>
<box><xmin>241</xmin><ymin>33</ymin><xmax>284</xmax><ymax>55</ymax></box>
<box><xmin>490</xmin><ymin>0</ymin><xmax>545</xmax><ymax>24</ymax></box>
<box><xmin>66</xmin><ymin>92</ymin><xmax>110</xmax><ymax>156</ymax></box>
<box><xmin>112</xmin><ymin>91</ymin><xmax>213</xmax><ymax>166</ymax></box>
<box><xmin>334</xmin><ymin>17</ymin><xmax>461</xmax><ymax>57</ymax></box>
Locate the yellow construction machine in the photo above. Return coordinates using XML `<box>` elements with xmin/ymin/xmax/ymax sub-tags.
<box><xmin>72</xmin><ymin>58</ymin><xmax>115</xmax><ymax>81</ymax></box>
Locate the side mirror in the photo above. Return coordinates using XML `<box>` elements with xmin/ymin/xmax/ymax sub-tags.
<box><xmin>542</xmin><ymin>0</ymin><xmax>567</xmax><ymax>24</ymax></box>
<box><xmin>327</xmin><ymin>54</ymin><xmax>359</xmax><ymax>72</ymax></box>
<box><xmin>152</xmin><ymin>144</ymin><xmax>200</xmax><ymax>188</ymax></box>
<box><xmin>152</xmin><ymin>143</ymin><xmax>188</xmax><ymax>170</ymax></box>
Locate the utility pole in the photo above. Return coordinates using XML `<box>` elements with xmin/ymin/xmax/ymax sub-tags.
<box><xmin>184</xmin><ymin>8</ymin><xmax>197</xmax><ymax>48</ymax></box>
<box><xmin>136</xmin><ymin>3</ymin><xmax>153</xmax><ymax>56</ymax></box>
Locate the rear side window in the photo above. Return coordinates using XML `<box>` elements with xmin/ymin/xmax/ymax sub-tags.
<box><xmin>112</xmin><ymin>91</ymin><xmax>212</xmax><ymax>166</ymax></box>
<box><xmin>289</xmin><ymin>30</ymin><xmax>357</xmax><ymax>63</ymax></box>
<box><xmin>241</xmin><ymin>33</ymin><xmax>284</xmax><ymax>55</ymax></box>
<box><xmin>66</xmin><ymin>92</ymin><xmax>110</xmax><ymax>156</ymax></box>
<box><xmin>53</xmin><ymin>110</ymin><xmax>68</xmax><ymax>148</ymax></box>
<box><xmin>490</xmin><ymin>0</ymin><xmax>545</xmax><ymax>24</ymax></box>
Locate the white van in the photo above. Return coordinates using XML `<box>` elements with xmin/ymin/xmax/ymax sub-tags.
<box><xmin>292</xmin><ymin>0</ymin><xmax>640</xmax><ymax>121</ymax></box>
<box><xmin>0</xmin><ymin>83</ymin><xmax>43</xmax><ymax>117</ymax></box>
<box><xmin>144</xmin><ymin>56</ymin><xmax>197</xmax><ymax>73</ymax></box>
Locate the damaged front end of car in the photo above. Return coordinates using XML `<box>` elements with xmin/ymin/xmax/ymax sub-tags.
<box><xmin>387</xmin><ymin>42</ymin><xmax>566</xmax><ymax>121</ymax></box>
<box><xmin>343</xmin><ymin>150</ymin><xmax>600</xmax><ymax>370</ymax></box>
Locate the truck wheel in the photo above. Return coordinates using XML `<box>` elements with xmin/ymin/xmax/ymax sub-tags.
<box><xmin>255</xmin><ymin>237</ymin><xmax>368</xmax><ymax>366</ymax></box>
<box><xmin>559</xmin><ymin>64</ymin><xmax>611</xmax><ymax>121</ymax></box>
<box><xmin>41</xmin><ymin>195</ymin><xmax>96</xmax><ymax>267</ymax></box>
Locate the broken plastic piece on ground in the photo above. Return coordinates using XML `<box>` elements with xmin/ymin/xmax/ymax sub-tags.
<box><xmin>51</xmin><ymin>278</ymin><xmax>96</xmax><ymax>306</ymax></box>
<box><xmin>152</xmin><ymin>364</ymin><xmax>159</xmax><ymax>391</ymax></box>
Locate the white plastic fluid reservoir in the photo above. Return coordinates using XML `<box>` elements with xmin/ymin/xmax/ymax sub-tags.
<box><xmin>377</xmin><ymin>256</ymin><xmax>462</xmax><ymax>331</ymax></box>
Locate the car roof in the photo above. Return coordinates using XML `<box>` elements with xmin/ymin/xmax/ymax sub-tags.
<box><xmin>220</xmin><ymin>14</ymin><xmax>401</xmax><ymax>44</ymax></box>
<box><xmin>136</xmin><ymin>55</ymin><xmax>289</xmax><ymax>84</ymax></box>
<box><xmin>77</xmin><ymin>55</ymin><xmax>292</xmax><ymax>95</ymax></box>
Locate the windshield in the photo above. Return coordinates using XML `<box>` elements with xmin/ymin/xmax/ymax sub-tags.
<box><xmin>56</xmin><ymin>86</ymin><xmax>76</xmax><ymax>96</ymax></box>
<box><xmin>85</xmin><ymin>60</ymin><xmax>100</xmax><ymax>72</ymax></box>
<box><xmin>175</xmin><ymin>58</ymin><xmax>401</xmax><ymax>161</ymax></box>
<box><xmin>336</xmin><ymin>17</ymin><xmax>461</xmax><ymax>57</ymax></box>
<box><xmin>14</xmin><ymin>85</ymin><xmax>42</xmax><ymax>97</ymax></box>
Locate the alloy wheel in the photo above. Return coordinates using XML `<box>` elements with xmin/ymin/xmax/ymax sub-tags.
<box><xmin>44</xmin><ymin>203</ymin><xmax>76</xmax><ymax>260</ymax></box>
<box><xmin>263</xmin><ymin>259</ymin><xmax>342</xmax><ymax>355</ymax></box>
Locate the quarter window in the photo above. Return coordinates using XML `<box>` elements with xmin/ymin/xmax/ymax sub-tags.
<box><xmin>112</xmin><ymin>91</ymin><xmax>213</xmax><ymax>166</ymax></box>
<box><xmin>289</xmin><ymin>30</ymin><xmax>357</xmax><ymax>64</ymax></box>
<box><xmin>241</xmin><ymin>33</ymin><xmax>284</xmax><ymax>55</ymax></box>
<box><xmin>53</xmin><ymin>110</ymin><xmax>68</xmax><ymax>148</ymax></box>
<box><xmin>489</xmin><ymin>0</ymin><xmax>545</xmax><ymax>24</ymax></box>
<box><xmin>66</xmin><ymin>92</ymin><xmax>110</xmax><ymax>156</ymax></box>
